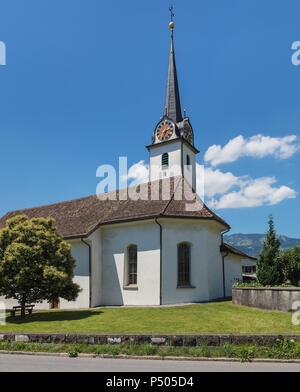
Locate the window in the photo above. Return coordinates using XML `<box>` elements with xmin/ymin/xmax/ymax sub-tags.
<box><xmin>162</xmin><ymin>153</ymin><xmax>169</xmax><ymax>169</ymax></box>
<box><xmin>178</xmin><ymin>243</ymin><xmax>191</xmax><ymax>286</ymax></box>
<box><xmin>128</xmin><ymin>245</ymin><xmax>137</xmax><ymax>285</ymax></box>
<box><xmin>186</xmin><ymin>155</ymin><xmax>191</xmax><ymax>170</ymax></box>
<box><xmin>243</xmin><ymin>266</ymin><xmax>256</xmax><ymax>274</ymax></box>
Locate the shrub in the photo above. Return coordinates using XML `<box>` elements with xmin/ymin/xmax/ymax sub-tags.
<box><xmin>239</xmin><ymin>347</ymin><xmax>254</xmax><ymax>362</ymax></box>
<box><xmin>277</xmin><ymin>245</ymin><xmax>300</xmax><ymax>286</ymax></box>
<box><xmin>68</xmin><ymin>344</ymin><xmax>81</xmax><ymax>358</ymax></box>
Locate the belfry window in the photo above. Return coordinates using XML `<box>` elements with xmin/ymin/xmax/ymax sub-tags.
<box><xmin>162</xmin><ymin>153</ymin><xmax>169</xmax><ymax>169</ymax></box>
<box><xmin>186</xmin><ymin>155</ymin><xmax>190</xmax><ymax>168</ymax></box>
<box><xmin>177</xmin><ymin>243</ymin><xmax>191</xmax><ymax>286</ymax></box>
<box><xmin>128</xmin><ymin>245</ymin><xmax>137</xmax><ymax>285</ymax></box>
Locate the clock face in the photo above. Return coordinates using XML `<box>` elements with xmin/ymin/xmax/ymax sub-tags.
<box><xmin>156</xmin><ymin>120</ymin><xmax>175</xmax><ymax>142</ymax></box>
<box><xmin>184</xmin><ymin>126</ymin><xmax>193</xmax><ymax>145</ymax></box>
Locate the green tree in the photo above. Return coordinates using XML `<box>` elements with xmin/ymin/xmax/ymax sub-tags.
<box><xmin>256</xmin><ymin>214</ymin><xmax>284</xmax><ymax>286</ymax></box>
<box><xmin>278</xmin><ymin>245</ymin><xmax>300</xmax><ymax>286</ymax></box>
<box><xmin>0</xmin><ymin>215</ymin><xmax>80</xmax><ymax>316</ymax></box>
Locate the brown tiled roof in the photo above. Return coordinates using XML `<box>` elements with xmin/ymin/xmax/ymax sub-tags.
<box><xmin>0</xmin><ymin>177</ymin><xmax>229</xmax><ymax>239</ymax></box>
<box><xmin>221</xmin><ymin>242</ymin><xmax>257</xmax><ymax>261</ymax></box>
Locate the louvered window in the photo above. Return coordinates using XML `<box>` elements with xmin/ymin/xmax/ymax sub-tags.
<box><xmin>162</xmin><ymin>153</ymin><xmax>169</xmax><ymax>169</ymax></box>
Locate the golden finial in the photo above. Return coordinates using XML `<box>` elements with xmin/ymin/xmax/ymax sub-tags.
<box><xmin>169</xmin><ymin>5</ymin><xmax>175</xmax><ymax>30</ymax></box>
<box><xmin>184</xmin><ymin>109</ymin><xmax>187</xmax><ymax>118</ymax></box>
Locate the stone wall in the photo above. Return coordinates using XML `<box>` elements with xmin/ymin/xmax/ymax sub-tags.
<box><xmin>1</xmin><ymin>332</ymin><xmax>300</xmax><ymax>346</ymax></box>
<box><xmin>232</xmin><ymin>287</ymin><xmax>300</xmax><ymax>312</ymax></box>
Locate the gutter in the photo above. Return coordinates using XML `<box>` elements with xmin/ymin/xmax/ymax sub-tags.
<box><xmin>155</xmin><ymin>217</ymin><xmax>163</xmax><ymax>306</ymax></box>
<box><xmin>81</xmin><ymin>238</ymin><xmax>92</xmax><ymax>308</ymax></box>
<box><xmin>64</xmin><ymin>214</ymin><xmax>229</xmax><ymax>241</ymax></box>
<box><xmin>220</xmin><ymin>228</ymin><xmax>230</xmax><ymax>298</ymax></box>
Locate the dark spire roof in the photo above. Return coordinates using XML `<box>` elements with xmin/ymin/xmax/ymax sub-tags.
<box><xmin>164</xmin><ymin>29</ymin><xmax>183</xmax><ymax>123</ymax></box>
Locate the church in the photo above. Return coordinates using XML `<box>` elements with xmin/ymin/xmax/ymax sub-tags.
<box><xmin>0</xmin><ymin>20</ymin><xmax>255</xmax><ymax>310</ymax></box>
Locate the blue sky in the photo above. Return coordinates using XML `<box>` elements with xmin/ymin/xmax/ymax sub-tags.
<box><xmin>0</xmin><ymin>0</ymin><xmax>299</xmax><ymax>237</ymax></box>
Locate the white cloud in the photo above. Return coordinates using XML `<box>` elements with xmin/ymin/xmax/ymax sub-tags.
<box><xmin>208</xmin><ymin>176</ymin><xmax>297</xmax><ymax>209</ymax></box>
<box><xmin>123</xmin><ymin>160</ymin><xmax>149</xmax><ymax>185</ymax></box>
<box><xmin>197</xmin><ymin>165</ymin><xmax>244</xmax><ymax>198</ymax></box>
<box><xmin>124</xmin><ymin>161</ymin><xmax>297</xmax><ymax>210</ymax></box>
<box><xmin>204</xmin><ymin>134</ymin><xmax>300</xmax><ymax>166</ymax></box>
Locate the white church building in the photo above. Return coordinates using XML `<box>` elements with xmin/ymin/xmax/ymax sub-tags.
<box><xmin>0</xmin><ymin>21</ymin><xmax>255</xmax><ymax>310</ymax></box>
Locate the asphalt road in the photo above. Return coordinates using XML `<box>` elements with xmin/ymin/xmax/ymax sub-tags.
<box><xmin>0</xmin><ymin>354</ymin><xmax>300</xmax><ymax>372</ymax></box>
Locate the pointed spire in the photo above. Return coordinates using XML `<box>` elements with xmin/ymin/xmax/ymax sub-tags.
<box><xmin>164</xmin><ymin>21</ymin><xmax>183</xmax><ymax>123</ymax></box>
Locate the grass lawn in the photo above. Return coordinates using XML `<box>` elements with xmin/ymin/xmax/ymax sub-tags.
<box><xmin>0</xmin><ymin>301</ymin><xmax>299</xmax><ymax>334</ymax></box>
<box><xmin>2</xmin><ymin>339</ymin><xmax>300</xmax><ymax>361</ymax></box>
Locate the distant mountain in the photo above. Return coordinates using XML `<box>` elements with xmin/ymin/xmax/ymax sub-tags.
<box><xmin>224</xmin><ymin>233</ymin><xmax>300</xmax><ymax>258</ymax></box>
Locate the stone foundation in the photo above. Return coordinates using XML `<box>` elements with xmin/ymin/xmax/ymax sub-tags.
<box><xmin>232</xmin><ymin>287</ymin><xmax>300</xmax><ymax>312</ymax></box>
<box><xmin>0</xmin><ymin>333</ymin><xmax>300</xmax><ymax>346</ymax></box>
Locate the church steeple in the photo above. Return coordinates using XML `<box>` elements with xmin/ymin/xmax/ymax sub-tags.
<box><xmin>147</xmin><ymin>9</ymin><xmax>198</xmax><ymax>191</ymax></box>
<box><xmin>164</xmin><ymin>19</ymin><xmax>183</xmax><ymax>123</ymax></box>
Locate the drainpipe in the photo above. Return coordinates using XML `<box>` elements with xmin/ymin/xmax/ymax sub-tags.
<box><xmin>155</xmin><ymin>217</ymin><xmax>163</xmax><ymax>305</ymax></box>
<box><xmin>81</xmin><ymin>239</ymin><xmax>92</xmax><ymax>308</ymax></box>
<box><xmin>221</xmin><ymin>228</ymin><xmax>230</xmax><ymax>298</ymax></box>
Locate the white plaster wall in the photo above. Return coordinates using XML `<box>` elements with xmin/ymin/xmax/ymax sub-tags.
<box><xmin>0</xmin><ymin>240</ymin><xmax>90</xmax><ymax>310</ymax></box>
<box><xmin>149</xmin><ymin>141</ymin><xmax>183</xmax><ymax>181</ymax></box>
<box><xmin>224</xmin><ymin>254</ymin><xmax>243</xmax><ymax>297</ymax></box>
<box><xmin>242</xmin><ymin>258</ymin><xmax>257</xmax><ymax>268</ymax></box>
<box><xmin>161</xmin><ymin>219</ymin><xmax>224</xmax><ymax>305</ymax></box>
<box><xmin>101</xmin><ymin>221</ymin><xmax>160</xmax><ymax>306</ymax></box>
<box><xmin>59</xmin><ymin>240</ymin><xmax>90</xmax><ymax>309</ymax></box>
<box><xmin>0</xmin><ymin>297</ymin><xmax>50</xmax><ymax>311</ymax></box>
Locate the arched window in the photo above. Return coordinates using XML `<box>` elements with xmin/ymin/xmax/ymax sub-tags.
<box><xmin>177</xmin><ymin>243</ymin><xmax>191</xmax><ymax>286</ymax></box>
<box><xmin>127</xmin><ymin>245</ymin><xmax>137</xmax><ymax>285</ymax></box>
<box><xmin>162</xmin><ymin>153</ymin><xmax>169</xmax><ymax>169</ymax></box>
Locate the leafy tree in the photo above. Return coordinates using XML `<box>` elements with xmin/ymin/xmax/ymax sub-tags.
<box><xmin>0</xmin><ymin>215</ymin><xmax>80</xmax><ymax>316</ymax></box>
<box><xmin>256</xmin><ymin>214</ymin><xmax>284</xmax><ymax>286</ymax></box>
<box><xmin>277</xmin><ymin>245</ymin><xmax>300</xmax><ymax>286</ymax></box>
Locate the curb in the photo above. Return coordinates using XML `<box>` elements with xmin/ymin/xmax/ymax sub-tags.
<box><xmin>1</xmin><ymin>350</ymin><xmax>300</xmax><ymax>364</ymax></box>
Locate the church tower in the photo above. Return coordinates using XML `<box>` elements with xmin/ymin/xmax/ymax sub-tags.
<box><xmin>147</xmin><ymin>17</ymin><xmax>199</xmax><ymax>190</ymax></box>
